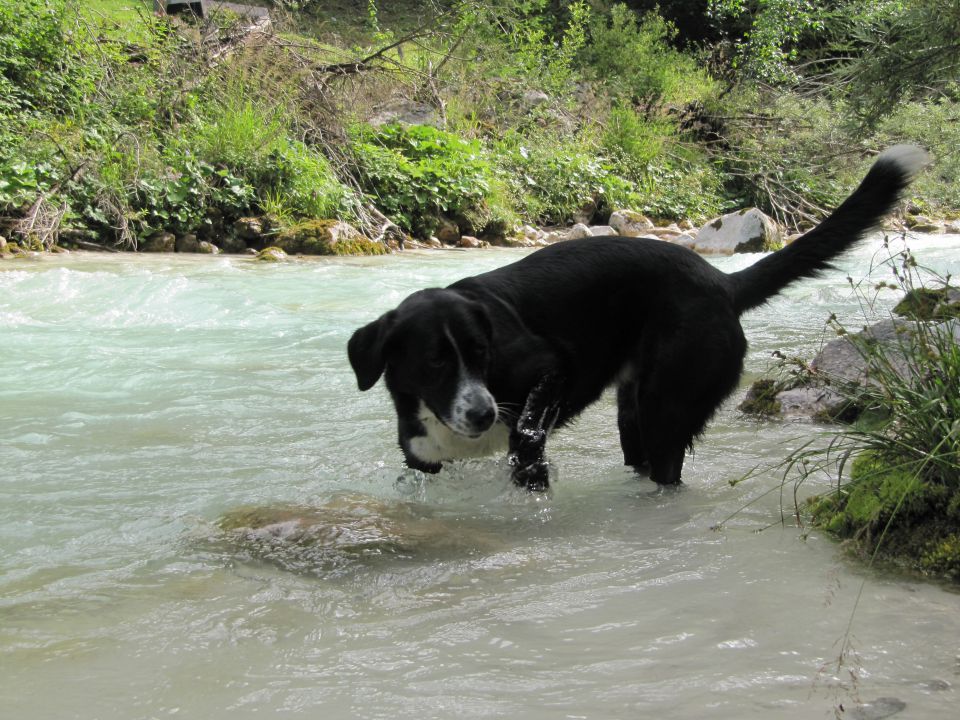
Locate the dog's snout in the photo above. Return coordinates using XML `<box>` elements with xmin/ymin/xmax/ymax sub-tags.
<box><xmin>466</xmin><ymin>403</ymin><xmax>497</xmax><ymax>431</ymax></box>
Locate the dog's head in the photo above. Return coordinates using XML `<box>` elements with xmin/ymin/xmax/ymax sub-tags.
<box><xmin>348</xmin><ymin>289</ymin><xmax>498</xmax><ymax>437</ymax></box>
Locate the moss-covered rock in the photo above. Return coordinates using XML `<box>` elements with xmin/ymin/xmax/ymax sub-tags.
<box><xmin>738</xmin><ymin>378</ymin><xmax>783</xmax><ymax>416</ymax></box>
<box><xmin>893</xmin><ymin>286</ymin><xmax>960</xmax><ymax>321</ymax></box>
<box><xmin>274</xmin><ymin>220</ymin><xmax>389</xmax><ymax>256</ymax></box>
<box><xmin>254</xmin><ymin>246</ymin><xmax>287</xmax><ymax>262</ymax></box>
<box><xmin>808</xmin><ymin>452</ymin><xmax>960</xmax><ymax>581</ymax></box>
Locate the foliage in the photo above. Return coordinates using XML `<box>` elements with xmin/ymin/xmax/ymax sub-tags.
<box><xmin>835</xmin><ymin>0</ymin><xmax>960</xmax><ymax>126</ymax></box>
<box><xmin>871</xmin><ymin>98</ymin><xmax>960</xmax><ymax>213</ymax></box>
<box><xmin>708</xmin><ymin>0</ymin><xmax>828</xmax><ymax>83</ymax></box>
<box><xmin>585</xmin><ymin>5</ymin><xmax>717</xmax><ymax>111</ymax></box>
<box><xmin>455</xmin><ymin>0</ymin><xmax>592</xmax><ymax>97</ymax></box>
<box><xmin>495</xmin><ymin>128</ymin><xmax>609</xmax><ymax>225</ymax></box>
<box><xmin>2</xmin><ymin>0</ymin><xmax>960</xmax><ymax>253</ymax></box>
<box><xmin>349</xmin><ymin>123</ymin><xmax>493</xmax><ymax>238</ymax></box>
<box><xmin>0</xmin><ymin>0</ymin><xmax>98</xmax><ymax>117</ymax></box>
<box><xmin>710</xmin><ymin>88</ymin><xmax>863</xmax><ymax>229</ymax></box>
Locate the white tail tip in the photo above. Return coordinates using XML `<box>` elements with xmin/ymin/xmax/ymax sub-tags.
<box><xmin>877</xmin><ymin>144</ymin><xmax>930</xmax><ymax>178</ymax></box>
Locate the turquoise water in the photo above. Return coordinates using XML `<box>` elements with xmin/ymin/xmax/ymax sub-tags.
<box><xmin>2</xmin><ymin>236</ymin><xmax>959</xmax><ymax>718</ymax></box>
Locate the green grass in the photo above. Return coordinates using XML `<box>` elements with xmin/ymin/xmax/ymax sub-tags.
<box><xmin>86</xmin><ymin>0</ymin><xmax>150</xmax><ymax>19</ymax></box>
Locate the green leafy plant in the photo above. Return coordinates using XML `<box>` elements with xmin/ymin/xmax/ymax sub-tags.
<box><xmin>349</xmin><ymin>123</ymin><xmax>493</xmax><ymax>238</ymax></box>
<box><xmin>586</xmin><ymin>5</ymin><xmax>717</xmax><ymax>112</ymax></box>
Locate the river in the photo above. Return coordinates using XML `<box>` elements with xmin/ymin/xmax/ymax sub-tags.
<box><xmin>2</xmin><ymin>234</ymin><xmax>958</xmax><ymax>718</ymax></box>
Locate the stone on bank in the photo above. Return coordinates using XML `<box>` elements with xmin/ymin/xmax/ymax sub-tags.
<box><xmin>693</xmin><ymin>208</ymin><xmax>783</xmax><ymax>254</ymax></box>
<box><xmin>274</xmin><ymin>220</ymin><xmax>388</xmax><ymax>256</ymax></box>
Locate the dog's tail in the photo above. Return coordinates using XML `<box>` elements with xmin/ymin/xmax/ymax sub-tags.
<box><xmin>728</xmin><ymin>145</ymin><xmax>929</xmax><ymax>315</ymax></box>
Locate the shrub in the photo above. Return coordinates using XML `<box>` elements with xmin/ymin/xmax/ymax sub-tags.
<box><xmin>0</xmin><ymin>0</ymin><xmax>97</xmax><ymax>116</ymax></box>
<box><xmin>494</xmin><ymin>128</ymin><xmax>609</xmax><ymax>225</ymax></box>
<box><xmin>601</xmin><ymin>105</ymin><xmax>728</xmax><ymax>222</ymax></box>
<box><xmin>585</xmin><ymin>5</ymin><xmax>717</xmax><ymax>111</ymax></box>
<box><xmin>349</xmin><ymin>123</ymin><xmax>493</xmax><ymax>238</ymax></box>
<box><xmin>871</xmin><ymin>98</ymin><xmax>960</xmax><ymax>214</ymax></box>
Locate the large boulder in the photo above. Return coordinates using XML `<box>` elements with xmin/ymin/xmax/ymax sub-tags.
<box><xmin>175</xmin><ymin>233</ymin><xmax>200</xmax><ymax>253</ymax></box>
<box><xmin>693</xmin><ymin>208</ymin><xmax>783</xmax><ymax>254</ymax></box>
<box><xmin>741</xmin><ymin>316</ymin><xmax>960</xmax><ymax>421</ymax></box>
<box><xmin>435</xmin><ymin>217</ymin><xmax>460</xmax><ymax>245</ymax></box>
<box><xmin>141</xmin><ymin>231</ymin><xmax>175</xmax><ymax>252</ymax></box>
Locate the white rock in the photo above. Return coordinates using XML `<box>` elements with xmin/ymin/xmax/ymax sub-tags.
<box><xmin>693</xmin><ymin>208</ymin><xmax>782</xmax><ymax>255</ymax></box>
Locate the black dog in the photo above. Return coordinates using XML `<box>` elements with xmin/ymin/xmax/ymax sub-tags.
<box><xmin>348</xmin><ymin>146</ymin><xmax>927</xmax><ymax>490</ymax></box>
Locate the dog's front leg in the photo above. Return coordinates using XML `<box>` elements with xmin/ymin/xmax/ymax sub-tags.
<box><xmin>508</xmin><ymin>376</ymin><xmax>563</xmax><ymax>491</ymax></box>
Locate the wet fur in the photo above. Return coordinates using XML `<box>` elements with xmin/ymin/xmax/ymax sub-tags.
<box><xmin>348</xmin><ymin>146</ymin><xmax>927</xmax><ymax>487</ymax></box>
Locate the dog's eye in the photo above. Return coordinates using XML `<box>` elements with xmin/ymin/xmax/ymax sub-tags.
<box><xmin>426</xmin><ymin>356</ymin><xmax>446</xmax><ymax>369</ymax></box>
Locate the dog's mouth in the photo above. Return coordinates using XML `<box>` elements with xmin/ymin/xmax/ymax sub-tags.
<box><xmin>439</xmin><ymin>404</ymin><xmax>498</xmax><ymax>439</ymax></box>
<box><xmin>443</xmin><ymin>416</ymin><xmax>496</xmax><ymax>439</ymax></box>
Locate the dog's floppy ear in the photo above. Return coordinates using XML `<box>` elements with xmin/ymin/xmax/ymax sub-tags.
<box><xmin>347</xmin><ymin>311</ymin><xmax>395</xmax><ymax>391</ymax></box>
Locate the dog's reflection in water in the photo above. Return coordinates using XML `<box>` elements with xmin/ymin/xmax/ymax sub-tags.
<box><xmin>217</xmin><ymin>492</ymin><xmax>504</xmax><ymax>574</ymax></box>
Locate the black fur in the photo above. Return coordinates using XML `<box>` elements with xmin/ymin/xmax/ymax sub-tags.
<box><xmin>348</xmin><ymin>146</ymin><xmax>927</xmax><ymax>488</ymax></box>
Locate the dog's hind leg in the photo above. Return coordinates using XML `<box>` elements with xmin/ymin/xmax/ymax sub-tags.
<box><xmin>617</xmin><ymin>380</ymin><xmax>650</xmax><ymax>473</ymax></box>
<box><xmin>634</xmin><ymin>395</ymin><xmax>689</xmax><ymax>484</ymax></box>
<box><xmin>633</xmin><ymin>315</ymin><xmax>746</xmax><ymax>485</ymax></box>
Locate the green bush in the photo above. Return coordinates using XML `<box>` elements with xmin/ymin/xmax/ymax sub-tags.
<box><xmin>600</xmin><ymin>105</ymin><xmax>727</xmax><ymax>222</ymax></box>
<box><xmin>0</xmin><ymin>0</ymin><xmax>97</xmax><ymax>116</ymax></box>
<box><xmin>872</xmin><ymin>98</ymin><xmax>960</xmax><ymax>213</ymax></box>
<box><xmin>494</xmin><ymin>128</ymin><xmax>610</xmax><ymax>225</ymax></box>
<box><xmin>349</xmin><ymin>123</ymin><xmax>493</xmax><ymax>238</ymax></box>
<box><xmin>585</xmin><ymin>5</ymin><xmax>716</xmax><ymax>111</ymax></box>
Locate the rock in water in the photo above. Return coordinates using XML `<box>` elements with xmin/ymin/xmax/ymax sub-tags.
<box><xmin>847</xmin><ymin>697</ymin><xmax>906</xmax><ymax>720</ymax></box>
<box><xmin>217</xmin><ymin>492</ymin><xmax>502</xmax><ymax>573</ymax></box>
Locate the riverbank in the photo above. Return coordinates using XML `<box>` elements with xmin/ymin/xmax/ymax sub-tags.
<box><xmin>4</xmin><ymin>2</ymin><xmax>960</xmax><ymax>260</ymax></box>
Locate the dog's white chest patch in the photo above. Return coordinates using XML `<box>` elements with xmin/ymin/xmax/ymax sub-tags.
<box><xmin>408</xmin><ymin>402</ymin><xmax>509</xmax><ymax>464</ymax></box>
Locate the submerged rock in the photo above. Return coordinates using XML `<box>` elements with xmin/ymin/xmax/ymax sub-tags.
<box><xmin>847</xmin><ymin>697</ymin><xmax>907</xmax><ymax>720</ymax></box>
<box><xmin>254</xmin><ymin>246</ymin><xmax>287</xmax><ymax>262</ymax></box>
<box><xmin>217</xmin><ymin>493</ymin><xmax>503</xmax><ymax>572</ymax></box>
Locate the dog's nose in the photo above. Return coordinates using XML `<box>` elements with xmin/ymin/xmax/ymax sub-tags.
<box><xmin>466</xmin><ymin>403</ymin><xmax>496</xmax><ymax>431</ymax></box>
